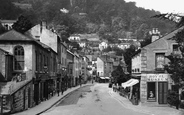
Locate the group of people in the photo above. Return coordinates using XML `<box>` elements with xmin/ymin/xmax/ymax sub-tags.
<box><xmin>112</xmin><ymin>83</ymin><xmax>120</xmax><ymax>92</ymax></box>
<box><xmin>57</xmin><ymin>82</ymin><xmax>65</xmax><ymax>96</ymax></box>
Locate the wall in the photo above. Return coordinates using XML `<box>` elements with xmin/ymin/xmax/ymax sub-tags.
<box><xmin>11</xmin><ymin>81</ymin><xmax>33</xmax><ymax>113</ymax></box>
<box><xmin>132</xmin><ymin>53</ymin><xmax>141</xmax><ymax>74</ymax></box>
<box><xmin>0</xmin><ymin>50</ymin><xmax>6</xmax><ymax>81</ymax></box>
<box><xmin>143</xmin><ymin>29</ymin><xmax>178</xmax><ymax>72</ymax></box>
<box><xmin>97</xmin><ymin>58</ymin><xmax>104</xmax><ymax>76</ymax></box>
<box><xmin>0</xmin><ymin>44</ymin><xmax>33</xmax><ymax>80</ymax></box>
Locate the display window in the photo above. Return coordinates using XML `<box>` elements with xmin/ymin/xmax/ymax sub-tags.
<box><xmin>147</xmin><ymin>82</ymin><xmax>156</xmax><ymax>101</ymax></box>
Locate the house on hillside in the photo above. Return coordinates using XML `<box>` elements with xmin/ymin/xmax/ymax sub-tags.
<box><xmin>99</xmin><ymin>40</ymin><xmax>108</xmax><ymax>51</ymax></box>
<box><xmin>0</xmin><ymin>20</ymin><xmax>16</xmax><ymax>30</ymax></box>
<box><xmin>96</xmin><ymin>56</ymin><xmax>113</xmax><ymax>83</ymax></box>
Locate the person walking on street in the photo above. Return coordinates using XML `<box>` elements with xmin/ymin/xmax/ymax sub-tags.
<box><xmin>61</xmin><ymin>81</ymin><xmax>64</xmax><ymax>95</ymax></box>
<box><xmin>57</xmin><ymin>88</ymin><xmax>60</xmax><ymax>96</ymax></box>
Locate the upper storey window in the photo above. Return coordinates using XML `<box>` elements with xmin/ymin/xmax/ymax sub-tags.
<box><xmin>14</xmin><ymin>46</ymin><xmax>24</xmax><ymax>70</ymax></box>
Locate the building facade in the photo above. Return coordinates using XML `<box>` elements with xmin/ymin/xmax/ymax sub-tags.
<box><xmin>0</xmin><ymin>30</ymin><xmax>57</xmax><ymax>113</ymax></box>
<box><xmin>67</xmin><ymin>50</ymin><xmax>74</xmax><ymax>87</ymax></box>
<box><xmin>131</xmin><ymin>27</ymin><xmax>183</xmax><ymax>105</ymax></box>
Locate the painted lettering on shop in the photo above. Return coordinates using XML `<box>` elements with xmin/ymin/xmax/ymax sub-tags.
<box><xmin>147</xmin><ymin>74</ymin><xmax>168</xmax><ymax>81</ymax></box>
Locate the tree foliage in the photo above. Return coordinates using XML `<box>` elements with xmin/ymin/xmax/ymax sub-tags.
<box><xmin>0</xmin><ymin>0</ymin><xmax>23</xmax><ymax>19</ymax></box>
<box><xmin>12</xmin><ymin>15</ymin><xmax>33</xmax><ymax>33</ymax></box>
<box><xmin>1</xmin><ymin>0</ymin><xmax>176</xmax><ymax>44</ymax></box>
<box><xmin>0</xmin><ymin>22</ymin><xmax>7</xmax><ymax>35</ymax></box>
<box><xmin>123</xmin><ymin>45</ymin><xmax>136</xmax><ymax>73</ymax></box>
<box><xmin>111</xmin><ymin>64</ymin><xmax>127</xmax><ymax>85</ymax></box>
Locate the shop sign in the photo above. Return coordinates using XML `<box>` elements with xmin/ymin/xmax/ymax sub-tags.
<box><xmin>147</xmin><ymin>74</ymin><xmax>168</xmax><ymax>81</ymax></box>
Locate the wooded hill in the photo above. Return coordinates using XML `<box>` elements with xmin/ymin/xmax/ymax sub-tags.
<box><xmin>0</xmin><ymin>0</ymin><xmax>176</xmax><ymax>43</ymax></box>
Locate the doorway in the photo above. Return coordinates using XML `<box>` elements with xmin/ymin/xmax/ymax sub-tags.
<box><xmin>158</xmin><ymin>82</ymin><xmax>168</xmax><ymax>104</ymax></box>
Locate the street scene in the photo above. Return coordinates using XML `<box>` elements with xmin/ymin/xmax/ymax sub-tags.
<box><xmin>0</xmin><ymin>0</ymin><xmax>184</xmax><ymax>115</ymax></box>
<box><xmin>41</xmin><ymin>83</ymin><xmax>182</xmax><ymax>115</ymax></box>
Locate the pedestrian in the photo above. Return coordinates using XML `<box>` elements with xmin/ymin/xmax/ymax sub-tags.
<box><xmin>61</xmin><ymin>86</ymin><xmax>64</xmax><ymax>95</ymax></box>
<box><xmin>61</xmin><ymin>81</ymin><xmax>64</xmax><ymax>95</ymax></box>
<box><xmin>112</xmin><ymin>84</ymin><xmax>115</xmax><ymax>92</ymax></box>
<box><xmin>57</xmin><ymin>88</ymin><xmax>60</xmax><ymax>96</ymax></box>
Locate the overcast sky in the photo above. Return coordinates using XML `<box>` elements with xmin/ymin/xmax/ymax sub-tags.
<box><xmin>125</xmin><ymin>0</ymin><xmax>184</xmax><ymax>14</ymax></box>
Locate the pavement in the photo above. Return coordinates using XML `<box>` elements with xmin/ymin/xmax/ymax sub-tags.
<box><xmin>12</xmin><ymin>83</ymin><xmax>184</xmax><ymax>115</ymax></box>
<box><xmin>12</xmin><ymin>83</ymin><xmax>94</xmax><ymax>115</ymax></box>
<box><xmin>109</xmin><ymin>89</ymin><xmax>184</xmax><ymax>115</ymax></box>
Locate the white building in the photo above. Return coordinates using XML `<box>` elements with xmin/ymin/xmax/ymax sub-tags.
<box><xmin>96</xmin><ymin>57</ymin><xmax>104</xmax><ymax>76</ymax></box>
<box><xmin>68</xmin><ymin>34</ymin><xmax>81</xmax><ymax>41</ymax></box>
<box><xmin>99</xmin><ymin>41</ymin><xmax>108</xmax><ymax>51</ymax></box>
<box><xmin>131</xmin><ymin>50</ymin><xmax>141</xmax><ymax>78</ymax></box>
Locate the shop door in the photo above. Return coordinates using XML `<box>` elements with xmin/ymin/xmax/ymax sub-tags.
<box><xmin>158</xmin><ymin>82</ymin><xmax>168</xmax><ymax>104</ymax></box>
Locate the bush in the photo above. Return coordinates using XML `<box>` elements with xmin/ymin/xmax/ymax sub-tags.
<box><xmin>167</xmin><ymin>90</ymin><xmax>180</xmax><ymax>109</ymax></box>
<box><xmin>180</xmin><ymin>101</ymin><xmax>184</xmax><ymax>109</ymax></box>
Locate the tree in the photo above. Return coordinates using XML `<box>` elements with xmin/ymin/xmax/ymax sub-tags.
<box><xmin>69</xmin><ymin>41</ymin><xmax>82</xmax><ymax>51</ymax></box>
<box><xmin>0</xmin><ymin>22</ymin><xmax>6</xmax><ymax>35</ymax></box>
<box><xmin>111</xmin><ymin>64</ymin><xmax>127</xmax><ymax>85</ymax></box>
<box><xmin>102</xmin><ymin>46</ymin><xmax>112</xmax><ymax>52</ymax></box>
<box><xmin>0</xmin><ymin>0</ymin><xmax>23</xmax><ymax>20</ymax></box>
<box><xmin>12</xmin><ymin>15</ymin><xmax>33</xmax><ymax>33</ymax></box>
<box><xmin>123</xmin><ymin>45</ymin><xmax>136</xmax><ymax>73</ymax></box>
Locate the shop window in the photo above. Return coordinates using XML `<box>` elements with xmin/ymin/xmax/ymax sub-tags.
<box><xmin>155</xmin><ymin>53</ymin><xmax>165</xmax><ymax>70</ymax></box>
<box><xmin>147</xmin><ymin>82</ymin><xmax>156</xmax><ymax>101</ymax></box>
<box><xmin>14</xmin><ymin>46</ymin><xmax>24</xmax><ymax>70</ymax></box>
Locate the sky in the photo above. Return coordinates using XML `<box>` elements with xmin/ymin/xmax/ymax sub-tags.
<box><xmin>124</xmin><ymin>0</ymin><xmax>184</xmax><ymax>14</ymax></box>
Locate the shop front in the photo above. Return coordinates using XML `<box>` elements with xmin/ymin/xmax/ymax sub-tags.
<box><xmin>140</xmin><ymin>73</ymin><xmax>170</xmax><ymax>105</ymax></box>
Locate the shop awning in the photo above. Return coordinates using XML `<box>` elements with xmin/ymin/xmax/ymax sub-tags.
<box><xmin>105</xmin><ymin>77</ymin><xmax>110</xmax><ymax>79</ymax></box>
<box><xmin>100</xmin><ymin>77</ymin><xmax>105</xmax><ymax>79</ymax></box>
<box><xmin>121</xmin><ymin>79</ymin><xmax>139</xmax><ymax>88</ymax></box>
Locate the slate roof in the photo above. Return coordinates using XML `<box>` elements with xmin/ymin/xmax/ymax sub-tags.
<box><xmin>0</xmin><ymin>30</ymin><xmax>54</xmax><ymax>52</ymax></box>
<box><xmin>0</xmin><ymin>30</ymin><xmax>35</xmax><ymax>41</ymax></box>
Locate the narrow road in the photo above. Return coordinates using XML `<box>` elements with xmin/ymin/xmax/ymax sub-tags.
<box><xmin>41</xmin><ymin>84</ymin><xmax>148</xmax><ymax>115</ymax></box>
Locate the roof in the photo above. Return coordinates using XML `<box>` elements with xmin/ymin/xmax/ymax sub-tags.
<box><xmin>131</xmin><ymin>49</ymin><xmax>141</xmax><ymax>57</ymax></box>
<box><xmin>143</xmin><ymin>26</ymin><xmax>184</xmax><ymax>49</ymax></box>
<box><xmin>0</xmin><ymin>20</ymin><xmax>16</xmax><ymax>23</ymax></box>
<box><xmin>67</xmin><ymin>50</ymin><xmax>75</xmax><ymax>56</ymax></box>
<box><xmin>0</xmin><ymin>48</ymin><xmax>12</xmax><ymax>55</ymax></box>
<box><xmin>0</xmin><ymin>30</ymin><xmax>35</xmax><ymax>41</ymax></box>
<box><xmin>0</xmin><ymin>30</ymin><xmax>54</xmax><ymax>52</ymax></box>
<box><xmin>100</xmin><ymin>55</ymin><xmax>113</xmax><ymax>63</ymax></box>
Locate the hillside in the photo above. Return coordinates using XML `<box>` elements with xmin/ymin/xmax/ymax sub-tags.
<box><xmin>0</xmin><ymin>0</ymin><xmax>176</xmax><ymax>43</ymax></box>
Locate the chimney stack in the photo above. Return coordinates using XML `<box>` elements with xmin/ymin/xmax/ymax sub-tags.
<box><xmin>150</xmin><ymin>28</ymin><xmax>160</xmax><ymax>42</ymax></box>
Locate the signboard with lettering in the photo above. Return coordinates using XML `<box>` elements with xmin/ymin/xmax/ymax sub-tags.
<box><xmin>147</xmin><ymin>74</ymin><xmax>168</xmax><ymax>82</ymax></box>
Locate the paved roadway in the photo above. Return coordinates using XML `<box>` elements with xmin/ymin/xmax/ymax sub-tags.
<box><xmin>41</xmin><ymin>83</ymin><xmax>148</xmax><ymax>115</ymax></box>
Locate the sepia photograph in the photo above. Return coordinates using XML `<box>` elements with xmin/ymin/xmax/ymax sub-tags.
<box><xmin>0</xmin><ymin>0</ymin><xmax>184</xmax><ymax>115</ymax></box>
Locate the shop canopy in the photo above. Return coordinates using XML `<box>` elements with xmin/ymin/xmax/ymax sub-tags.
<box><xmin>100</xmin><ymin>77</ymin><xmax>110</xmax><ymax>79</ymax></box>
<box><xmin>100</xmin><ymin>77</ymin><xmax>105</xmax><ymax>79</ymax></box>
<box><xmin>121</xmin><ymin>79</ymin><xmax>139</xmax><ymax>88</ymax></box>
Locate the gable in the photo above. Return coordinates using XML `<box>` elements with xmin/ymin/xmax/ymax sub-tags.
<box><xmin>0</xmin><ymin>30</ymin><xmax>35</xmax><ymax>41</ymax></box>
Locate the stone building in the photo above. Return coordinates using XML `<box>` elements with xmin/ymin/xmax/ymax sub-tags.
<box><xmin>0</xmin><ymin>30</ymin><xmax>57</xmax><ymax>113</ymax></box>
<box><xmin>131</xmin><ymin>27</ymin><xmax>183</xmax><ymax>105</ymax></box>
